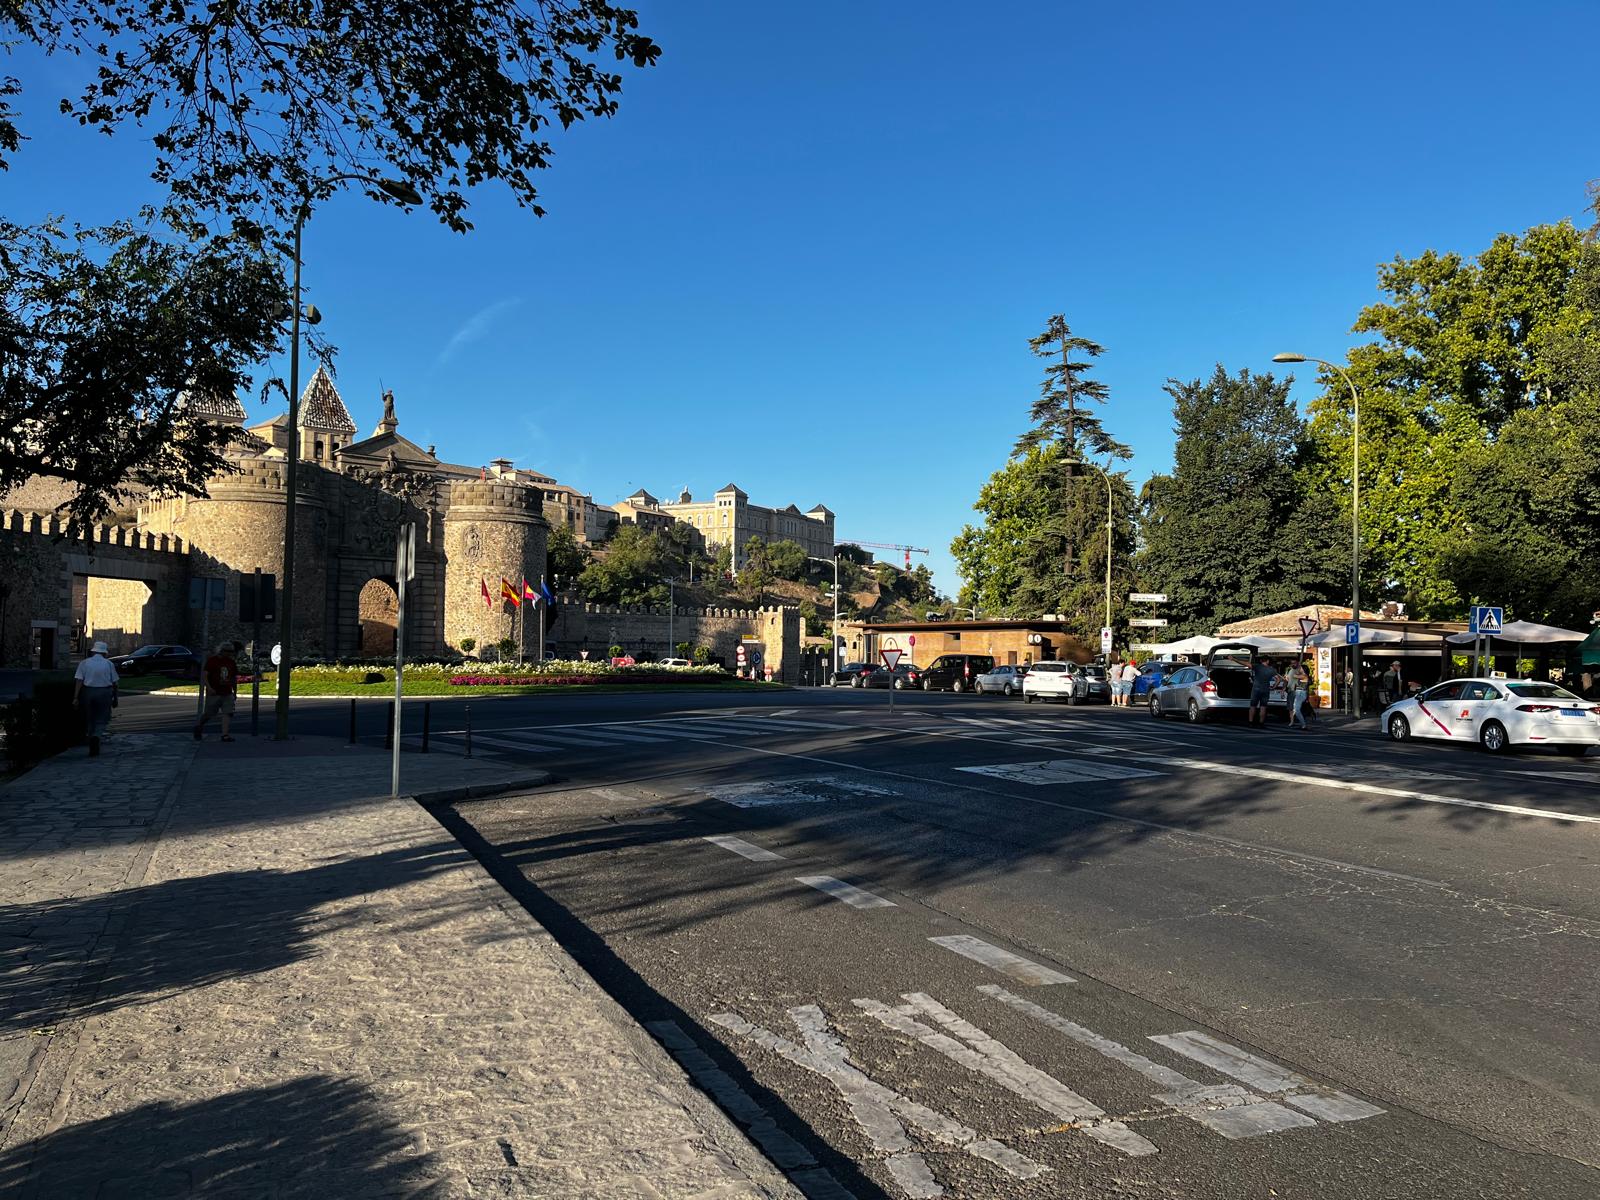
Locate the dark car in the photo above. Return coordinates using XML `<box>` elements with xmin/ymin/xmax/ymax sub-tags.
<box><xmin>862</xmin><ymin>663</ymin><xmax>922</xmax><ymax>690</ymax></box>
<box><xmin>830</xmin><ymin>662</ymin><xmax>875</xmax><ymax>688</ymax></box>
<box><xmin>920</xmin><ymin>653</ymin><xmax>996</xmax><ymax>694</ymax></box>
<box><xmin>111</xmin><ymin>644</ymin><xmax>201</xmax><ymax>678</ymax></box>
<box><xmin>1131</xmin><ymin>659</ymin><xmax>1187</xmax><ymax>698</ymax></box>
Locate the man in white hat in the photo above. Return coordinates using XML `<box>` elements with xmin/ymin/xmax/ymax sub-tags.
<box><xmin>73</xmin><ymin>641</ymin><xmax>119</xmax><ymax>757</ymax></box>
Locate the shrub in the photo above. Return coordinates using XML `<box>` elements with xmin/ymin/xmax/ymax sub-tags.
<box><xmin>459</xmin><ymin>637</ymin><xmax>476</xmax><ymax>655</ymax></box>
<box><xmin>608</xmin><ymin>644</ymin><xmax>624</xmax><ymax>659</ymax></box>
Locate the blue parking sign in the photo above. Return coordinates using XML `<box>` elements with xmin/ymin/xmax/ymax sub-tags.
<box><xmin>1345</xmin><ymin>622</ymin><xmax>1360</xmax><ymax>645</ymax></box>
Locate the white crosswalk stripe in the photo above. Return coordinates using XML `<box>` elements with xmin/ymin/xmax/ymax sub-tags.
<box><xmin>424</xmin><ymin>715</ymin><xmax>857</xmax><ymax>756</ymax></box>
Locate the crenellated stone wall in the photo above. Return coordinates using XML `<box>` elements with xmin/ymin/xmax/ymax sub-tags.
<box><xmin>545</xmin><ymin>596</ymin><xmax>802</xmax><ymax>682</ymax></box>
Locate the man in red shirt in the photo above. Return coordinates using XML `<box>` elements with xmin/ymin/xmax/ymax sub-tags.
<box><xmin>193</xmin><ymin>642</ymin><xmax>239</xmax><ymax>742</ymax></box>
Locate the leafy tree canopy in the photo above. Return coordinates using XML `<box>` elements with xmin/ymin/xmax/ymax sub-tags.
<box><xmin>3</xmin><ymin>1</ymin><xmax>661</xmax><ymax>237</ymax></box>
<box><xmin>0</xmin><ymin>217</ymin><xmax>286</xmax><ymax>527</ymax></box>
<box><xmin>576</xmin><ymin>523</ymin><xmax>669</xmax><ymax>607</ymax></box>
<box><xmin>1138</xmin><ymin>367</ymin><xmax>1345</xmax><ymax>636</ymax></box>
<box><xmin>766</xmin><ymin>538</ymin><xmax>807</xmax><ymax>580</ymax></box>
<box><xmin>545</xmin><ymin>524</ymin><xmax>590</xmax><ymax>585</ymax></box>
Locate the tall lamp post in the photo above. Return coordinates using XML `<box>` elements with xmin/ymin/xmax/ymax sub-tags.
<box><xmin>808</xmin><ymin>554</ymin><xmax>840</xmax><ymax>683</ymax></box>
<box><xmin>1273</xmin><ymin>351</ymin><xmax>1362</xmax><ymax>717</ymax></box>
<box><xmin>274</xmin><ymin>174</ymin><xmax>423</xmax><ymax>740</ymax></box>
<box><xmin>1067</xmin><ymin>458</ymin><xmax>1115</xmax><ymax>653</ymax></box>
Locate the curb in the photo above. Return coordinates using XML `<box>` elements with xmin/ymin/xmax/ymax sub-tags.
<box><xmin>411</xmin><ymin>772</ymin><xmax>555</xmax><ymax>806</ymax></box>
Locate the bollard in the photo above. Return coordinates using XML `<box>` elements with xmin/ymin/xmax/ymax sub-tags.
<box><xmin>348</xmin><ymin>698</ymin><xmax>357</xmax><ymax>745</ymax></box>
<box><xmin>385</xmin><ymin>700</ymin><xmax>394</xmax><ymax>750</ymax></box>
<box><xmin>421</xmin><ymin>702</ymin><xmax>430</xmax><ymax>754</ymax></box>
<box><xmin>464</xmin><ymin>703</ymin><xmax>472</xmax><ymax>758</ymax></box>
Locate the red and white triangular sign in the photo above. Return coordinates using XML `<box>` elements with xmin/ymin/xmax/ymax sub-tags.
<box><xmin>880</xmin><ymin>648</ymin><xmax>903</xmax><ymax>670</ymax></box>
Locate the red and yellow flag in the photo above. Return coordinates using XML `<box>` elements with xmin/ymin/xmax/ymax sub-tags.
<box><xmin>523</xmin><ymin>577</ymin><xmax>538</xmax><ymax>604</ymax></box>
<box><xmin>501</xmin><ymin>577</ymin><xmax>521</xmax><ymax>608</ymax></box>
<box><xmin>480</xmin><ymin>577</ymin><xmax>492</xmax><ymax>609</ymax></box>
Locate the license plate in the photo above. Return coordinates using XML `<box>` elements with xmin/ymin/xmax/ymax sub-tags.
<box><xmin>1560</xmin><ymin>708</ymin><xmax>1586</xmax><ymax>717</ymax></box>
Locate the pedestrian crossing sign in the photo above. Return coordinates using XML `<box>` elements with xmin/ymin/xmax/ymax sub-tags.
<box><xmin>1470</xmin><ymin>605</ymin><xmax>1503</xmax><ymax>635</ymax></box>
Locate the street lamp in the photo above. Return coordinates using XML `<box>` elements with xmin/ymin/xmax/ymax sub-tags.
<box><xmin>808</xmin><ymin>554</ymin><xmax>840</xmax><ymax>680</ymax></box>
<box><xmin>1273</xmin><ymin>351</ymin><xmax>1362</xmax><ymax>716</ymax></box>
<box><xmin>275</xmin><ymin>173</ymin><xmax>423</xmax><ymax>740</ymax></box>
<box><xmin>1066</xmin><ymin>458</ymin><xmax>1115</xmax><ymax>654</ymax></box>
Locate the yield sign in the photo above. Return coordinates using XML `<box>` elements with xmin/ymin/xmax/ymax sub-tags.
<box><xmin>880</xmin><ymin>648</ymin><xmax>903</xmax><ymax>670</ymax></box>
<box><xmin>1298</xmin><ymin>617</ymin><xmax>1319</xmax><ymax>638</ymax></box>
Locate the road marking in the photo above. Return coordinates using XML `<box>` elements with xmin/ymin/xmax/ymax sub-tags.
<box><xmin>796</xmin><ymin>875</ymin><xmax>897</xmax><ymax>909</ymax></box>
<box><xmin>1148</xmin><ymin>1030</ymin><xmax>1385</xmax><ymax>1122</ymax></box>
<box><xmin>1073</xmin><ymin>747</ymin><xmax>1600</xmax><ymax>824</ymax></box>
<box><xmin>979</xmin><ymin>986</ymin><xmax>1317</xmax><ymax>1138</ymax></box>
<box><xmin>1506</xmin><ymin>768</ymin><xmax>1599</xmax><ymax>784</ymax></box>
<box><xmin>707</xmin><ymin>775</ymin><xmax>897</xmax><ymax>809</ymax></box>
<box><xmin>928</xmin><ymin>935</ymin><xmax>1075</xmax><ymax>985</ymax></box>
<box><xmin>769</xmin><ymin>708</ymin><xmax>799</xmax><ymax>717</ymax></box>
<box><xmin>464</xmin><ymin>733</ymin><xmax>560</xmax><ymax>755</ymax></box>
<box><xmin>855</xmin><ymin>994</ymin><xmax>1156</xmax><ymax>1156</ymax></box>
<box><xmin>704</xmin><ymin>834</ymin><xmax>786</xmax><ymax>862</ymax></box>
<box><xmin>957</xmin><ymin>759</ymin><xmax>1165</xmax><ymax>785</ymax></box>
<box><xmin>712</xmin><ymin>1006</ymin><xmax>1047</xmax><ymax>1194</ymax></box>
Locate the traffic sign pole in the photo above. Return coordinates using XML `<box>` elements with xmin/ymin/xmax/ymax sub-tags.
<box><xmin>880</xmin><ymin>648</ymin><xmax>903</xmax><ymax>714</ymax></box>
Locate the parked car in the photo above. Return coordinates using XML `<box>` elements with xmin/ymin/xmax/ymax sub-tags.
<box><xmin>1381</xmin><ymin>678</ymin><xmax>1600</xmax><ymax>754</ymax></box>
<box><xmin>657</xmin><ymin>657</ymin><xmax>693</xmax><ymax>668</ymax></box>
<box><xmin>1148</xmin><ymin>643</ymin><xmax>1289</xmax><ymax>722</ymax></box>
<box><xmin>862</xmin><ymin>663</ymin><xmax>922</xmax><ymax>690</ymax></box>
<box><xmin>975</xmin><ymin>664</ymin><xmax>1028</xmax><ymax>696</ymax></box>
<box><xmin>1131</xmin><ymin>659</ymin><xmax>1187</xmax><ymax>698</ymax></box>
<box><xmin>920</xmin><ymin>653</ymin><xmax>996</xmax><ymax>694</ymax></box>
<box><xmin>830</xmin><ymin>662</ymin><xmax>875</xmax><ymax>687</ymax></box>
<box><xmin>1073</xmin><ymin>664</ymin><xmax>1113</xmax><ymax>704</ymax></box>
<box><xmin>110</xmin><ymin>644</ymin><xmax>201</xmax><ymax>678</ymax></box>
<box><xmin>1022</xmin><ymin>660</ymin><xmax>1074</xmax><ymax>703</ymax></box>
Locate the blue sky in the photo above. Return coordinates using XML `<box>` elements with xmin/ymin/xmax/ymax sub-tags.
<box><xmin>7</xmin><ymin>0</ymin><xmax>1596</xmax><ymax>595</ymax></box>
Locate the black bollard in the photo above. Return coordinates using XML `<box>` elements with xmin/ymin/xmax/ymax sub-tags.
<box><xmin>348</xmin><ymin>698</ymin><xmax>357</xmax><ymax>744</ymax></box>
<box><xmin>464</xmin><ymin>703</ymin><xmax>472</xmax><ymax>758</ymax></box>
<box><xmin>385</xmin><ymin>700</ymin><xmax>394</xmax><ymax>750</ymax></box>
<box><xmin>421</xmin><ymin>702</ymin><xmax>431</xmax><ymax>754</ymax></box>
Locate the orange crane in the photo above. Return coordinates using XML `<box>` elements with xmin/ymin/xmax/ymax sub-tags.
<box><xmin>837</xmin><ymin>539</ymin><xmax>930</xmax><ymax>571</ymax></box>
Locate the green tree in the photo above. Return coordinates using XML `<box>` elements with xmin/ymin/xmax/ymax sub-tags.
<box><xmin>1304</xmin><ymin>220</ymin><xmax>1600</xmax><ymax>616</ymax></box>
<box><xmin>545</xmin><ymin>524</ymin><xmax>590</xmax><ymax>586</ymax></box>
<box><xmin>0</xmin><ymin>218</ymin><xmax>287</xmax><ymax>528</ymax></box>
<box><xmin>577</xmin><ymin>523</ymin><xmax>669</xmax><ymax>606</ymax></box>
<box><xmin>766</xmin><ymin>539</ymin><xmax>807</xmax><ymax>580</ymax></box>
<box><xmin>1138</xmin><ymin>367</ymin><xmax>1345</xmax><ymax>636</ymax></box>
<box><xmin>736</xmin><ymin>536</ymin><xmax>773</xmax><ymax>602</ymax></box>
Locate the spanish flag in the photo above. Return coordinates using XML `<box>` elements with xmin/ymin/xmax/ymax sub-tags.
<box><xmin>523</xmin><ymin>577</ymin><xmax>538</xmax><ymax>605</ymax></box>
<box><xmin>501</xmin><ymin>577</ymin><xmax>521</xmax><ymax>608</ymax></box>
<box><xmin>480</xmin><ymin>577</ymin><xmax>492</xmax><ymax>609</ymax></box>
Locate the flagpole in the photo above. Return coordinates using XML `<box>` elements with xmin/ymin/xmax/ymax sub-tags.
<box><xmin>517</xmin><ymin>588</ymin><xmax>524</xmax><ymax>664</ymax></box>
<box><xmin>539</xmin><ymin>575</ymin><xmax>547</xmax><ymax>664</ymax></box>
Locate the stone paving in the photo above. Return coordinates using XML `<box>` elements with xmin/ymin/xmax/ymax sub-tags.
<box><xmin>0</xmin><ymin>732</ymin><xmax>796</xmax><ymax>1198</ymax></box>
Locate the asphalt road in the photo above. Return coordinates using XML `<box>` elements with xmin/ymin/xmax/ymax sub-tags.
<box><xmin>124</xmin><ymin>686</ymin><xmax>1600</xmax><ymax>1198</ymax></box>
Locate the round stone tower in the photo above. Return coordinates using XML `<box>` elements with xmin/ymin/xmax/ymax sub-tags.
<box><xmin>441</xmin><ymin>480</ymin><xmax>549</xmax><ymax>655</ymax></box>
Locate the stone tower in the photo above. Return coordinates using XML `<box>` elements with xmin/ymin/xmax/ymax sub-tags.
<box><xmin>441</xmin><ymin>480</ymin><xmax>549</xmax><ymax>655</ymax></box>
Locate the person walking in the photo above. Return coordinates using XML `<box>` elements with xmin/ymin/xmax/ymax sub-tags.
<box><xmin>1249</xmin><ymin>656</ymin><xmax>1279</xmax><ymax>726</ymax></box>
<box><xmin>1382</xmin><ymin>661</ymin><xmax>1403</xmax><ymax>708</ymax></box>
<box><xmin>193</xmin><ymin>642</ymin><xmax>239</xmax><ymax>742</ymax></box>
<box><xmin>73</xmin><ymin>640</ymin><xmax>118</xmax><ymax>757</ymax></box>
<box><xmin>1286</xmin><ymin>659</ymin><xmax>1310</xmax><ymax>730</ymax></box>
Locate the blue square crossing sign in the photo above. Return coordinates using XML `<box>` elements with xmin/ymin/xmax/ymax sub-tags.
<box><xmin>1469</xmin><ymin>606</ymin><xmax>1503</xmax><ymax>635</ymax></box>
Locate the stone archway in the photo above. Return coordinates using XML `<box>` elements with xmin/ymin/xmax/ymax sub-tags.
<box><xmin>358</xmin><ymin>577</ymin><xmax>399</xmax><ymax>656</ymax></box>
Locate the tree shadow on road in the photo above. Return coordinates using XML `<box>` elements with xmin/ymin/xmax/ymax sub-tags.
<box><xmin>0</xmin><ymin>1075</ymin><xmax>449</xmax><ymax>1198</ymax></box>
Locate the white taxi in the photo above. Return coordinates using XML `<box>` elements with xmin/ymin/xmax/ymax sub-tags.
<box><xmin>1381</xmin><ymin>677</ymin><xmax>1599</xmax><ymax>755</ymax></box>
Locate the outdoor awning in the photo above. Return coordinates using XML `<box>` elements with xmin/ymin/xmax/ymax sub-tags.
<box><xmin>1582</xmin><ymin>627</ymin><xmax>1600</xmax><ymax>667</ymax></box>
<box><xmin>1145</xmin><ymin>634</ymin><xmax>1224</xmax><ymax>656</ymax></box>
<box><xmin>1306</xmin><ymin>627</ymin><xmax>1407</xmax><ymax>648</ymax></box>
<box><xmin>1231</xmin><ymin>634</ymin><xmax>1303</xmax><ymax>654</ymax></box>
<box><xmin>1444</xmin><ymin>620</ymin><xmax>1587</xmax><ymax>646</ymax></box>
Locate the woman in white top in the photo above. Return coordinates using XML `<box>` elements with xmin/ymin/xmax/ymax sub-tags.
<box><xmin>73</xmin><ymin>640</ymin><xmax>119</xmax><ymax>756</ymax></box>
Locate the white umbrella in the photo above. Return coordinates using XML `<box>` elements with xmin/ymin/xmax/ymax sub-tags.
<box><xmin>1146</xmin><ymin>634</ymin><xmax>1223</xmax><ymax>656</ymax></box>
<box><xmin>1230</xmin><ymin>634</ymin><xmax>1303</xmax><ymax>654</ymax></box>
<box><xmin>1307</xmin><ymin>627</ymin><xmax>1406</xmax><ymax>648</ymax></box>
<box><xmin>1445</xmin><ymin>620</ymin><xmax>1587</xmax><ymax>645</ymax></box>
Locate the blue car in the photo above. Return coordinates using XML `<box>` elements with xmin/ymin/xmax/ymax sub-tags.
<box><xmin>1131</xmin><ymin>659</ymin><xmax>1187</xmax><ymax>698</ymax></box>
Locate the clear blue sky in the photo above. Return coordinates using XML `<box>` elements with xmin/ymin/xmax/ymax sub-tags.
<box><xmin>7</xmin><ymin>0</ymin><xmax>1596</xmax><ymax>595</ymax></box>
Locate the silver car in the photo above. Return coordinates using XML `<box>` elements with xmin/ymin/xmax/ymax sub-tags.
<box><xmin>975</xmin><ymin>664</ymin><xmax>1027</xmax><ymax>696</ymax></box>
<box><xmin>1148</xmin><ymin>645</ymin><xmax>1289</xmax><ymax>723</ymax></box>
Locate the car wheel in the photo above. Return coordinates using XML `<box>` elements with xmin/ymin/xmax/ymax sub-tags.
<box><xmin>1387</xmin><ymin>714</ymin><xmax>1411</xmax><ymax>742</ymax></box>
<box><xmin>1002</xmin><ymin>683</ymin><xmax>1014</xmax><ymax>697</ymax></box>
<box><xmin>851</xmin><ymin>675</ymin><xmax>863</xmax><ymax>688</ymax></box>
<box><xmin>922</xmin><ymin>679</ymin><xmax>932</xmax><ymax>691</ymax></box>
<box><xmin>951</xmin><ymin>679</ymin><xmax>965</xmax><ymax>694</ymax></box>
<box><xmin>894</xmin><ymin>678</ymin><xmax>906</xmax><ymax>691</ymax></box>
<box><xmin>1187</xmin><ymin>699</ymin><xmax>1205</xmax><ymax>724</ymax></box>
<box><xmin>1024</xmin><ymin>693</ymin><xmax>1034</xmax><ymax>704</ymax></box>
<box><xmin>1066</xmin><ymin>690</ymin><xmax>1079</xmax><ymax>706</ymax></box>
<box><xmin>1479</xmin><ymin>720</ymin><xmax>1509</xmax><ymax>754</ymax></box>
<box><xmin>1149</xmin><ymin>694</ymin><xmax>1163</xmax><ymax>719</ymax></box>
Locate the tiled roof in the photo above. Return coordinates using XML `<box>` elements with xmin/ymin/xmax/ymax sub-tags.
<box><xmin>183</xmin><ymin>388</ymin><xmax>247</xmax><ymax>421</ymax></box>
<box><xmin>1217</xmin><ymin>604</ymin><xmax>1378</xmax><ymax>637</ymax></box>
<box><xmin>299</xmin><ymin>366</ymin><xmax>356</xmax><ymax>433</ymax></box>
<box><xmin>716</xmin><ymin>482</ymin><xmax>747</xmax><ymax>497</ymax></box>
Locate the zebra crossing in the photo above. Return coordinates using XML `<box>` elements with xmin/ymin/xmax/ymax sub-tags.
<box><xmin>419</xmin><ymin>713</ymin><xmax>863</xmax><ymax>758</ymax></box>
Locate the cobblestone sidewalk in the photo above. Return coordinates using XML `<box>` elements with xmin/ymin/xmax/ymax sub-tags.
<box><xmin>0</xmin><ymin>734</ymin><xmax>797</xmax><ymax>1198</ymax></box>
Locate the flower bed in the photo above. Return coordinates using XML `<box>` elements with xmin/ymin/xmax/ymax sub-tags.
<box><xmin>449</xmin><ymin>672</ymin><xmax>739</xmax><ymax>687</ymax></box>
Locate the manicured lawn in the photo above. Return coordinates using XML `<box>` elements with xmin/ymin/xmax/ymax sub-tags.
<box><xmin>148</xmin><ymin>677</ymin><xmax>786</xmax><ymax>698</ymax></box>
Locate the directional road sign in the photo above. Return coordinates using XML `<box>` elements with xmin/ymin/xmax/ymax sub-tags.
<box><xmin>880</xmin><ymin>648</ymin><xmax>903</xmax><ymax>671</ymax></box>
<box><xmin>1470</xmin><ymin>605</ymin><xmax>1503</xmax><ymax>635</ymax></box>
<box><xmin>1128</xmin><ymin>617</ymin><xmax>1169</xmax><ymax>628</ymax></box>
<box><xmin>1128</xmin><ymin>592</ymin><xmax>1167</xmax><ymax>603</ymax></box>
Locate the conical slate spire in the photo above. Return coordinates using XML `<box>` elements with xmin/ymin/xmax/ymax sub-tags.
<box><xmin>299</xmin><ymin>366</ymin><xmax>356</xmax><ymax>433</ymax></box>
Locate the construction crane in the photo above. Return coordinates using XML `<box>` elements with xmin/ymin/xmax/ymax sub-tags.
<box><xmin>836</xmin><ymin>539</ymin><xmax>930</xmax><ymax>571</ymax></box>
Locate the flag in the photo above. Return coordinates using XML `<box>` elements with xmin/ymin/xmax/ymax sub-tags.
<box><xmin>501</xmin><ymin>577</ymin><xmax>521</xmax><ymax>608</ymax></box>
<box><xmin>523</xmin><ymin>577</ymin><xmax>538</xmax><ymax>605</ymax></box>
<box><xmin>480</xmin><ymin>577</ymin><xmax>491</xmax><ymax>610</ymax></box>
<box><xmin>540</xmin><ymin>577</ymin><xmax>555</xmax><ymax>606</ymax></box>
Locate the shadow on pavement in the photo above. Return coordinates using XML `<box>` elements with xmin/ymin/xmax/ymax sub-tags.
<box><xmin>0</xmin><ymin>1075</ymin><xmax>447</xmax><ymax>1198</ymax></box>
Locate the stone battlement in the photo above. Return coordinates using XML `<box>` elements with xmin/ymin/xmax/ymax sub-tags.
<box><xmin>1</xmin><ymin>509</ymin><xmax>186</xmax><ymax>555</ymax></box>
<box><xmin>445</xmin><ymin>480</ymin><xmax>544</xmax><ymax>515</ymax></box>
